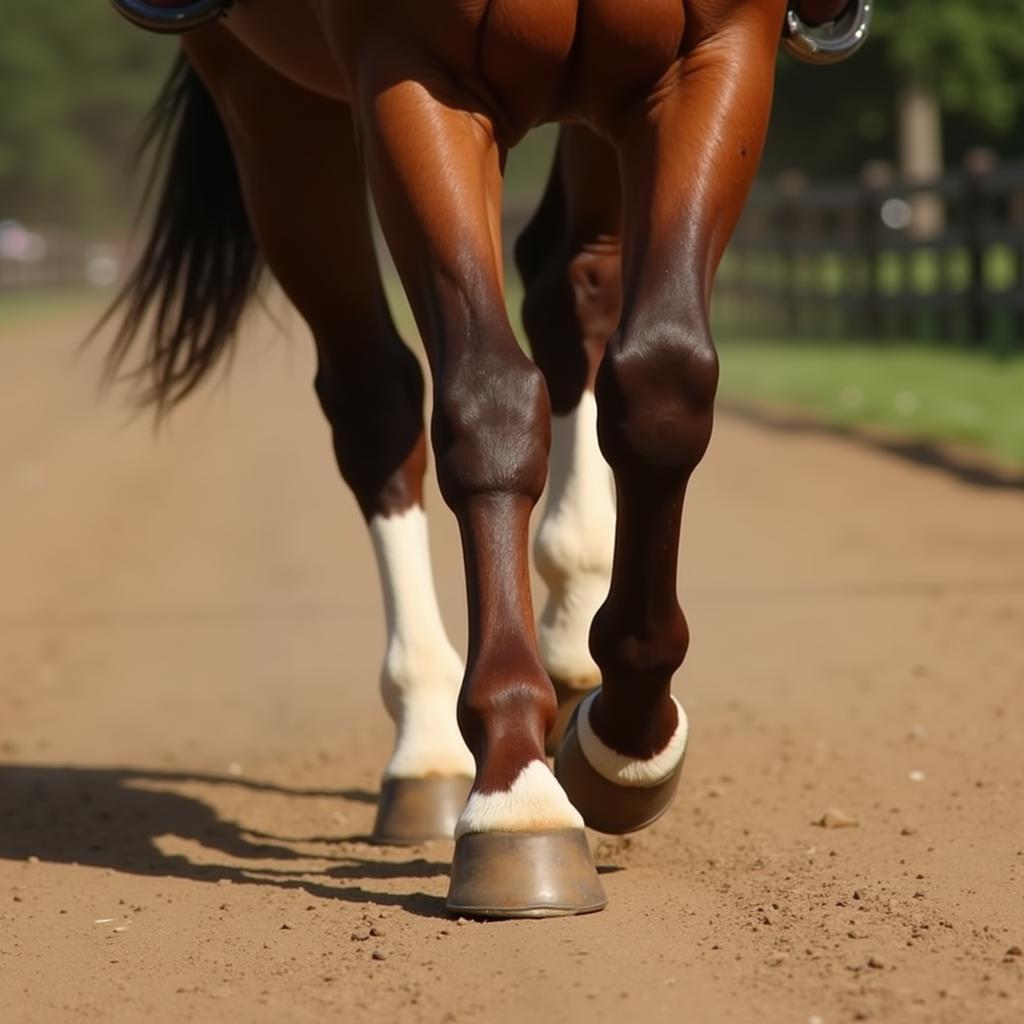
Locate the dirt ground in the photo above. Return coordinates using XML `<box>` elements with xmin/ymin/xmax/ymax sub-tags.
<box><xmin>1</xmin><ymin>303</ymin><xmax>1022</xmax><ymax>1024</ymax></box>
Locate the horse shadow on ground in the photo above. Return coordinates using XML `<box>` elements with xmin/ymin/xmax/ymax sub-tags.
<box><xmin>0</xmin><ymin>763</ymin><xmax>453</xmax><ymax>920</ymax></box>
<box><xmin>720</xmin><ymin>401</ymin><xmax>1024</xmax><ymax>491</ymax></box>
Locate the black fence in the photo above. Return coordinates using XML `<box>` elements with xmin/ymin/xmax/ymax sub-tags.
<box><xmin>715</xmin><ymin>155</ymin><xmax>1024</xmax><ymax>350</ymax></box>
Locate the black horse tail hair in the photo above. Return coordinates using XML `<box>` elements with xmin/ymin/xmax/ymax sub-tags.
<box><xmin>94</xmin><ymin>53</ymin><xmax>263</xmax><ymax>410</ymax></box>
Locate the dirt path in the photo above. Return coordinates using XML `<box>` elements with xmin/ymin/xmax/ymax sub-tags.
<box><xmin>2</xmin><ymin>305</ymin><xmax>1022</xmax><ymax>1024</ymax></box>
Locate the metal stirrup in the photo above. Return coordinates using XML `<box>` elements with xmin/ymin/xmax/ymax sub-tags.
<box><xmin>782</xmin><ymin>0</ymin><xmax>873</xmax><ymax>65</ymax></box>
<box><xmin>109</xmin><ymin>0</ymin><xmax>234</xmax><ymax>35</ymax></box>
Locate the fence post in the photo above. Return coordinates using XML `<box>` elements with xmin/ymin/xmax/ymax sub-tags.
<box><xmin>859</xmin><ymin>161</ymin><xmax>893</xmax><ymax>340</ymax></box>
<box><xmin>776</xmin><ymin>171</ymin><xmax>807</xmax><ymax>337</ymax></box>
<box><xmin>962</xmin><ymin>148</ymin><xmax>995</xmax><ymax>347</ymax></box>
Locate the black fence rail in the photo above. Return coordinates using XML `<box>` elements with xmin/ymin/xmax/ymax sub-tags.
<box><xmin>715</xmin><ymin>155</ymin><xmax>1024</xmax><ymax>350</ymax></box>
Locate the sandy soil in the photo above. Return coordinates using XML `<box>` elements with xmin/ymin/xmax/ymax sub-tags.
<box><xmin>1</xmin><ymin>303</ymin><xmax>1022</xmax><ymax>1024</ymax></box>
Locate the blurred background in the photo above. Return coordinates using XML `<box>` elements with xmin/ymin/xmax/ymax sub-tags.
<box><xmin>2</xmin><ymin>0</ymin><xmax>1023</xmax><ymax>469</ymax></box>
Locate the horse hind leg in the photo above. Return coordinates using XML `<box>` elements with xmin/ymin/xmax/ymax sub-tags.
<box><xmin>181</xmin><ymin>28</ymin><xmax>472</xmax><ymax>844</ymax></box>
<box><xmin>516</xmin><ymin>127</ymin><xmax>622</xmax><ymax>754</ymax></box>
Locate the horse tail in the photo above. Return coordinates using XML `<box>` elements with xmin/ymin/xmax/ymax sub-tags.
<box><xmin>96</xmin><ymin>53</ymin><xmax>263</xmax><ymax>410</ymax></box>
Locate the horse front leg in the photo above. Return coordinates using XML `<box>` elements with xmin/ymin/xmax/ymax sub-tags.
<box><xmin>356</xmin><ymin>70</ymin><xmax>605</xmax><ymax>916</ymax></box>
<box><xmin>554</xmin><ymin>12</ymin><xmax>784</xmax><ymax>833</ymax></box>
<box><xmin>515</xmin><ymin>127</ymin><xmax>622</xmax><ymax>754</ymax></box>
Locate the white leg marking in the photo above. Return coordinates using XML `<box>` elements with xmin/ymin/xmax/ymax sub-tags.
<box><xmin>577</xmin><ymin>692</ymin><xmax>689</xmax><ymax>788</ymax></box>
<box><xmin>455</xmin><ymin>760</ymin><xmax>585</xmax><ymax>838</ymax></box>
<box><xmin>370</xmin><ymin>507</ymin><xmax>475</xmax><ymax>780</ymax></box>
<box><xmin>534</xmin><ymin>392</ymin><xmax>615</xmax><ymax>689</ymax></box>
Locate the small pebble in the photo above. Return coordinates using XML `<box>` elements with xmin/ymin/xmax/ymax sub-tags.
<box><xmin>370</xmin><ymin>927</ymin><xmax>385</xmax><ymax>938</ymax></box>
<box><xmin>900</xmin><ymin>826</ymin><xmax>918</xmax><ymax>836</ymax></box>
<box><xmin>867</xmin><ymin>956</ymin><xmax>884</xmax><ymax>969</ymax></box>
<box><xmin>815</xmin><ymin>808</ymin><xmax>859</xmax><ymax>829</ymax></box>
<box><xmin>1006</xmin><ymin>946</ymin><xmax>1022</xmax><ymax>957</ymax></box>
<box><xmin>908</xmin><ymin>770</ymin><xmax>926</xmax><ymax>783</ymax></box>
<box><xmin>372</xmin><ymin>950</ymin><xmax>387</xmax><ymax>962</ymax></box>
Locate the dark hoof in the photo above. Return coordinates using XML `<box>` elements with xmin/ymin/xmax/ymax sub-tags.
<box><xmin>545</xmin><ymin>678</ymin><xmax>599</xmax><ymax>757</ymax></box>
<box><xmin>447</xmin><ymin>828</ymin><xmax>607</xmax><ymax>919</ymax></box>
<box><xmin>371</xmin><ymin>775</ymin><xmax>472</xmax><ymax>845</ymax></box>
<box><xmin>554</xmin><ymin>709</ymin><xmax>684</xmax><ymax>835</ymax></box>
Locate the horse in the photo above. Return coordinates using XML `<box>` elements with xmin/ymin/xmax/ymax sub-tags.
<box><xmin>102</xmin><ymin>0</ymin><xmax>871</xmax><ymax>918</ymax></box>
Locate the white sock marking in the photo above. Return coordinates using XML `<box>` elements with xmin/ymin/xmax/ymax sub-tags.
<box><xmin>534</xmin><ymin>392</ymin><xmax>615</xmax><ymax>689</ymax></box>
<box><xmin>455</xmin><ymin>760</ymin><xmax>585</xmax><ymax>838</ymax></box>
<box><xmin>370</xmin><ymin>507</ymin><xmax>474</xmax><ymax>780</ymax></box>
<box><xmin>577</xmin><ymin>691</ymin><xmax>689</xmax><ymax>788</ymax></box>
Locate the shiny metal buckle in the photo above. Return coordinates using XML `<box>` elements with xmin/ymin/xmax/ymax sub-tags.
<box><xmin>110</xmin><ymin>0</ymin><xmax>234</xmax><ymax>35</ymax></box>
<box><xmin>782</xmin><ymin>0</ymin><xmax>873</xmax><ymax>65</ymax></box>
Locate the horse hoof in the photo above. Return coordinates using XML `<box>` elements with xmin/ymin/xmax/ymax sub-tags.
<box><xmin>554</xmin><ymin>701</ymin><xmax>685</xmax><ymax>835</ymax></box>
<box><xmin>446</xmin><ymin>828</ymin><xmax>607</xmax><ymax>919</ymax></box>
<box><xmin>371</xmin><ymin>775</ymin><xmax>473</xmax><ymax>845</ymax></box>
<box><xmin>544</xmin><ymin>678</ymin><xmax>599</xmax><ymax>756</ymax></box>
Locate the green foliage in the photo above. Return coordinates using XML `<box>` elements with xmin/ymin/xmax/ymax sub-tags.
<box><xmin>0</xmin><ymin>3</ymin><xmax>174</xmax><ymax>231</ymax></box>
<box><xmin>875</xmin><ymin>0</ymin><xmax>1024</xmax><ymax>131</ymax></box>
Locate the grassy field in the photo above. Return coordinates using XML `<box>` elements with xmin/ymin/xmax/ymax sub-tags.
<box><xmin>0</xmin><ymin>287</ymin><xmax>105</xmax><ymax>333</ymax></box>
<box><xmin>717</xmin><ymin>338</ymin><xmax>1024</xmax><ymax>468</ymax></box>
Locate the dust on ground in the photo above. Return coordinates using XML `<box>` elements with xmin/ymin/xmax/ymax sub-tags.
<box><xmin>1</xmin><ymin>306</ymin><xmax>1022</xmax><ymax>1023</ymax></box>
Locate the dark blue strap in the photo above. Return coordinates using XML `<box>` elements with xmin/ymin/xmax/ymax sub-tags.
<box><xmin>110</xmin><ymin>0</ymin><xmax>234</xmax><ymax>35</ymax></box>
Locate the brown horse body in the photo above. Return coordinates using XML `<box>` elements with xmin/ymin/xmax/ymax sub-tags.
<box><xmin>110</xmin><ymin>0</ymin><xmax>855</xmax><ymax>916</ymax></box>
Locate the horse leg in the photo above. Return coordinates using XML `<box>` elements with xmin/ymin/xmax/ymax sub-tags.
<box><xmin>182</xmin><ymin>28</ymin><xmax>473</xmax><ymax>842</ymax></box>
<box><xmin>355</xmin><ymin>71</ymin><xmax>605</xmax><ymax>916</ymax></box>
<box><xmin>554</xmin><ymin>13</ymin><xmax>783</xmax><ymax>833</ymax></box>
<box><xmin>515</xmin><ymin>127</ymin><xmax>622</xmax><ymax>753</ymax></box>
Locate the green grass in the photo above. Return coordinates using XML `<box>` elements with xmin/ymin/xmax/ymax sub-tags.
<box><xmin>0</xmin><ymin>287</ymin><xmax>107</xmax><ymax>332</ymax></box>
<box><xmin>717</xmin><ymin>338</ymin><xmax>1024</xmax><ymax>468</ymax></box>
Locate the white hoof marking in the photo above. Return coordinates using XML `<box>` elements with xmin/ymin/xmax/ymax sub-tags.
<box><xmin>535</xmin><ymin>392</ymin><xmax>615</xmax><ymax>688</ymax></box>
<box><xmin>370</xmin><ymin>508</ymin><xmax>475</xmax><ymax>780</ymax></box>
<box><xmin>455</xmin><ymin>760</ymin><xmax>584</xmax><ymax>839</ymax></box>
<box><xmin>577</xmin><ymin>692</ymin><xmax>689</xmax><ymax>788</ymax></box>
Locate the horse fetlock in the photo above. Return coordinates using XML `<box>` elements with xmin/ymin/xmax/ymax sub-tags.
<box><xmin>456</xmin><ymin>663</ymin><xmax>556</xmax><ymax>752</ymax></box>
<box><xmin>589</xmin><ymin>601</ymin><xmax>690</xmax><ymax>688</ymax></box>
<box><xmin>381</xmin><ymin>671</ymin><xmax>474</xmax><ymax>780</ymax></box>
<box><xmin>537</xmin><ymin>572</ymin><xmax>608</xmax><ymax>689</ymax></box>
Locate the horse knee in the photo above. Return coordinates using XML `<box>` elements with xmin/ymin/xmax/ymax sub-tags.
<box><xmin>433</xmin><ymin>345</ymin><xmax>550</xmax><ymax>507</ymax></box>
<box><xmin>595</xmin><ymin>316</ymin><xmax>718</xmax><ymax>479</ymax></box>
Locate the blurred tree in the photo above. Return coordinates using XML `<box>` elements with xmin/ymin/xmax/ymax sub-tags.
<box><xmin>0</xmin><ymin>3</ymin><xmax>173</xmax><ymax>232</ymax></box>
<box><xmin>765</xmin><ymin>0</ymin><xmax>1024</xmax><ymax>179</ymax></box>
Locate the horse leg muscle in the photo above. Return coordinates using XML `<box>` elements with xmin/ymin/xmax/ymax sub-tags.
<box><xmin>182</xmin><ymin>29</ymin><xmax>472</xmax><ymax>839</ymax></box>
<box><xmin>516</xmin><ymin>127</ymin><xmax>622</xmax><ymax>751</ymax></box>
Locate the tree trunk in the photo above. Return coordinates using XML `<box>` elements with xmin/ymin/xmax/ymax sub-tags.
<box><xmin>897</xmin><ymin>78</ymin><xmax>944</xmax><ymax>237</ymax></box>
